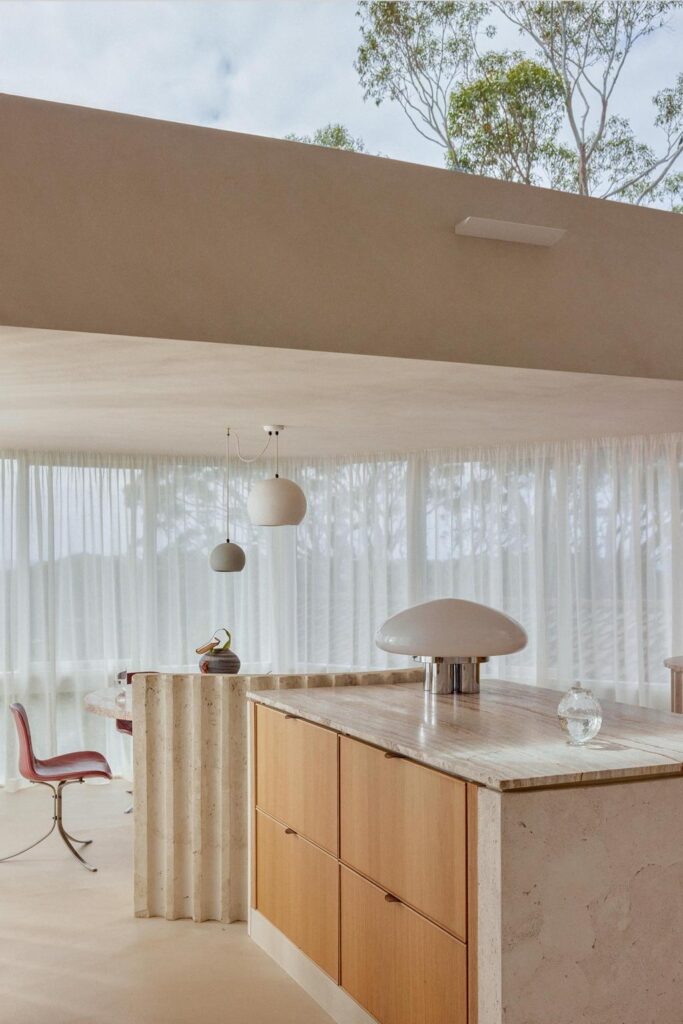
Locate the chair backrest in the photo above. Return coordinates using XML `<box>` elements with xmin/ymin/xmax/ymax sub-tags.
<box><xmin>9</xmin><ymin>703</ymin><xmax>40</xmax><ymax>782</ymax></box>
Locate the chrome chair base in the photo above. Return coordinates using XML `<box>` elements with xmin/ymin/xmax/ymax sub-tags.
<box><xmin>0</xmin><ymin>779</ymin><xmax>98</xmax><ymax>872</ymax></box>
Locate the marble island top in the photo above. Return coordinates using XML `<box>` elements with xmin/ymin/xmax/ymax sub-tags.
<box><xmin>248</xmin><ymin>679</ymin><xmax>683</xmax><ymax>791</ymax></box>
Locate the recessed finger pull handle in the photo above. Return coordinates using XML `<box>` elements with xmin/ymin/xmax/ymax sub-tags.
<box><xmin>284</xmin><ymin>827</ymin><xmax>297</xmax><ymax>835</ymax></box>
<box><xmin>285</xmin><ymin>714</ymin><xmax>297</xmax><ymax>720</ymax></box>
<box><xmin>384</xmin><ymin>751</ymin><xmax>404</xmax><ymax>760</ymax></box>
<box><xmin>384</xmin><ymin>893</ymin><xmax>401</xmax><ymax>903</ymax></box>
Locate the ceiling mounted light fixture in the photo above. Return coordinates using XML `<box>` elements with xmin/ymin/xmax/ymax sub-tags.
<box><xmin>210</xmin><ymin>428</ymin><xmax>246</xmax><ymax>573</ymax></box>
<box><xmin>455</xmin><ymin>216</ymin><xmax>565</xmax><ymax>247</ymax></box>
<box><xmin>246</xmin><ymin>426</ymin><xmax>307</xmax><ymax>527</ymax></box>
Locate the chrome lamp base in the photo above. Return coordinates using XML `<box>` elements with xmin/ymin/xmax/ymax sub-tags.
<box><xmin>420</xmin><ymin>657</ymin><xmax>488</xmax><ymax>695</ymax></box>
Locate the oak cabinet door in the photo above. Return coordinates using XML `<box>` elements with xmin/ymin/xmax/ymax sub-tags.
<box><xmin>255</xmin><ymin>704</ymin><xmax>338</xmax><ymax>854</ymax></box>
<box><xmin>341</xmin><ymin>866</ymin><xmax>467</xmax><ymax>1024</ymax></box>
<box><xmin>340</xmin><ymin>735</ymin><xmax>467</xmax><ymax>939</ymax></box>
<box><xmin>256</xmin><ymin>810</ymin><xmax>339</xmax><ymax>980</ymax></box>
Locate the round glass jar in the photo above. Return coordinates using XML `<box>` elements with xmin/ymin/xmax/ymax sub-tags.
<box><xmin>557</xmin><ymin>683</ymin><xmax>603</xmax><ymax>746</ymax></box>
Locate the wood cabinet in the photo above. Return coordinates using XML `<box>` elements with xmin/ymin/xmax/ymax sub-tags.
<box><xmin>340</xmin><ymin>865</ymin><xmax>468</xmax><ymax>1024</ymax></box>
<box><xmin>255</xmin><ymin>810</ymin><xmax>339</xmax><ymax>980</ymax></box>
<box><xmin>340</xmin><ymin>735</ymin><xmax>468</xmax><ymax>940</ymax></box>
<box><xmin>255</xmin><ymin>703</ymin><xmax>338</xmax><ymax>854</ymax></box>
<box><xmin>252</xmin><ymin>704</ymin><xmax>474</xmax><ymax>1024</ymax></box>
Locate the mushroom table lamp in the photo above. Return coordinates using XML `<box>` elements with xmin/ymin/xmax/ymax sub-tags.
<box><xmin>375</xmin><ymin>598</ymin><xmax>527</xmax><ymax>695</ymax></box>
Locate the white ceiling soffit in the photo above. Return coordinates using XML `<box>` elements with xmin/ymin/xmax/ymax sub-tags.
<box><xmin>1</xmin><ymin>327</ymin><xmax>682</xmax><ymax>458</ymax></box>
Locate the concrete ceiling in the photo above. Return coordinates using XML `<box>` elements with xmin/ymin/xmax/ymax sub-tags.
<box><xmin>2</xmin><ymin>327</ymin><xmax>682</xmax><ymax>458</ymax></box>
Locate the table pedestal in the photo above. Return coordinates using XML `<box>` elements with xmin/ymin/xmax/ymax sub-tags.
<box><xmin>665</xmin><ymin>657</ymin><xmax>683</xmax><ymax>714</ymax></box>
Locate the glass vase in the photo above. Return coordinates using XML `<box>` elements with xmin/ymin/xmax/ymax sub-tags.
<box><xmin>557</xmin><ymin>683</ymin><xmax>602</xmax><ymax>746</ymax></box>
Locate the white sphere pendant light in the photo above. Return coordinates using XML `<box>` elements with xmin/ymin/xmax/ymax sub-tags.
<box><xmin>247</xmin><ymin>476</ymin><xmax>307</xmax><ymax>526</ymax></box>
<box><xmin>210</xmin><ymin>429</ymin><xmax>246</xmax><ymax>573</ymax></box>
<box><xmin>246</xmin><ymin>426</ymin><xmax>307</xmax><ymax>527</ymax></box>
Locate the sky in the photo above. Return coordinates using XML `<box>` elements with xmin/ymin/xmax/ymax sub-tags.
<box><xmin>0</xmin><ymin>0</ymin><xmax>682</xmax><ymax>175</ymax></box>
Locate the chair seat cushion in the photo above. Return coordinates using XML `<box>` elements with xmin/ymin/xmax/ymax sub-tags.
<box><xmin>34</xmin><ymin>750</ymin><xmax>113</xmax><ymax>782</ymax></box>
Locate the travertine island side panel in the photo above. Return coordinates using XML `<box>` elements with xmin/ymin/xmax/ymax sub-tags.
<box><xmin>487</xmin><ymin>778</ymin><xmax>683</xmax><ymax>1024</ymax></box>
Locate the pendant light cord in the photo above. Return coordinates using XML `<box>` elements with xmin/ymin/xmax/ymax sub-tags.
<box><xmin>225</xmin><ymin>428</ymin><xmax>231</xmax><ymax>541</ymax></box>
<box><xmin>232</xmin><ymin>430</ymin><xmax>273</xmax><ymax>464</ymax></box>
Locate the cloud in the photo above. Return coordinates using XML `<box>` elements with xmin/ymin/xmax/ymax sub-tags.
<box><xmin>0</xmin><ymin>3</ymin><xmax>240</xmax><ymax>124</ymax></box>
<box><xmin>0</xmin><ymin>0</ymin><xmax>681</xmax><ymax>175</ymax></box>
<box><xmin>0</xmin><ymin>1</ymin><xmax>431</xmax><ymax>163</ymax></box>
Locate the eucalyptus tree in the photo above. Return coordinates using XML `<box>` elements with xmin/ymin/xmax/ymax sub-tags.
<box><xmin>355</xmin><ymin>1</ymin><xmax>492</xmax><ymax>170</ymax></box>
<box><xmin>355</xmin><ymin>0</ymin><xmax>683</xmax><ymax>206</ymax></box>
<box><xmin>286</xmin><ymin>123</ymin><xmax>367</xmax><ymax>152</ymax></box>
<box><xmin>494</xmin><ymin>1</ymin><xmax>683</xmax><ymax>203</ymax></box>
<box><xmin>448</xmin><ymin>52</ymin><xmax>567</xmax><ymax>183</ymax></box>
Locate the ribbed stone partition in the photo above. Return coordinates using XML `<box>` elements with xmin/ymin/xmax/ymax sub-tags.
<box><xmin>132</xmin><ymin>669</ymin><xmax>422</xmax><ymax>923</ymax></box>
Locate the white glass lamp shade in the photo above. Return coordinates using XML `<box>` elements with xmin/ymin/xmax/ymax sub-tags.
<box><xmin>246</xmin><ymin>477</ymin><xmax>307</xmax><ymax>526</ymax></box>
<box><xmin>209</xmin><ymin>540</ymin><xmax>246</xmax><ymax>573</ymax></box>
<box><xmin>375</xmin><ymin>598</ymin><xmax>527</xmax><ymax>658</ymax></box>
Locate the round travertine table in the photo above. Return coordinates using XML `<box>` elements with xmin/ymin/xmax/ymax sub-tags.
<box><xmin>665</xmin><ymin>657</ymin><xmax>683</xmax><ymax>714</ymax></box>
<box><xmin>84</xmin><ymin>687</ymin><xmax>133</xmax><ymax>721</ymax></box>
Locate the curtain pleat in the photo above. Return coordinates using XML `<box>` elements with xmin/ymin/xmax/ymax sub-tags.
<box><xmin>1</xmin><ymin>437</ymin><xmax>681</xmax><ymax>786</ymax></box>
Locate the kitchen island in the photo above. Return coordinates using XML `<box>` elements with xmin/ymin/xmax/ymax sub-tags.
<box><xmin>247</xmin><ymin>679</ymin><xmax>683</xmax><ymax>1024</ymax></box>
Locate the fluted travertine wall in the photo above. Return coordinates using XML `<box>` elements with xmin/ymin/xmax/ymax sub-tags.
<box><xmin>132</xmin><ymin>669</ymin><xmax>422</xmax><ymax>923</ymax></box>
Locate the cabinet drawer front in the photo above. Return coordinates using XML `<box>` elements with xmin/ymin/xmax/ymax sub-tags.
<box><xmin>256</xmin><ymin>810</ymin><xmax>339</xmax><ymax>980</ymax></box>
<box><xmin>255</xmin><ymin>704</ymin><xmax>338</xmax><ymax>854</ymax></box>
<box><xmin>340</xmin><ymin>735</ymin><xmax>467</xmax><ymax>939</ymax></box>
<box><xmin>341</xmin><ymin>866</ymin><xmax>467</xmax><ymax>1024</ymax></box>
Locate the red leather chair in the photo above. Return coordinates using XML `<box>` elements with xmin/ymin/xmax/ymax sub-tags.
<box><xmin>1</xmin><ymin>703</ymin><xmax>112</xmax><ymax>872</ymax></box>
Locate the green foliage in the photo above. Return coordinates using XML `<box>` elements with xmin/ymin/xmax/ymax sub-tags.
<box><xmin>493</xmin><ymin>0</ymin><xmax>683</xmax><ymax>202</ymax></box>
<box><xmin>448</xmin><ymin>53</ymin><xmax>564</xmax><ymax>183</ymax></box>
<box><xmin>655</xmin><ymin>71</ymin><xmax>683</xmax><ymax>137</ymax></box>
<box><xmin>356</xmin><ymin>1</ymin><xmax>493</xmax><ymax>167</ymax></box>
<box><xmin>286</xmin><ymin>123</ymin><xmax>367</xmax><ymax>153</ymax></box>
<box><xmin>583</xmin><ymin>117</ymin><xmax>660</xmax><ymax>201</ymax></box>
<box><xmin>355</xmin><ymin>0</ymin><xmax>683</xmax><ymax>207</ymax></box>
<box><xmin>662</xmin><ymin>171</ymin><xmax>683</xmax><ymax>212</ymax></box>
<box><xmin>498</xmin><ymin>1</ymin><xmax>679</xmax><ymax>56</ymax></box>
<box><xmin>647</xmin><ymin>72</ymin><xmax>683</xmax><ymax>204</ymax></box>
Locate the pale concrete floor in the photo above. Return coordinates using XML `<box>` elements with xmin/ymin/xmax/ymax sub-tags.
<box><xmin>0</xmin><ymin>780</ymin><xmax>333</xmax><ymax>1024</ymax></box>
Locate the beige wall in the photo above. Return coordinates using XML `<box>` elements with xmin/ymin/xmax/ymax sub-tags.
<box><xmin>1</xmin><ymin>93</ymin><xmax>682</xmax><ymax>380</ymax></box>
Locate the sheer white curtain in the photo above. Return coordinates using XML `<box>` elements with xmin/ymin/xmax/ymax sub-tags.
<box><xmin>1</xmin><ymin>435</ymin><xmax>681</xmax><ymax>785</ymax></box>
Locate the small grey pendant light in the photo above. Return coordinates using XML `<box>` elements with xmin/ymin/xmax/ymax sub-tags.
<box><xmin>210</xmin><ymin>429</ymin><xmax>246</xmax><ymax>572</ymax></box>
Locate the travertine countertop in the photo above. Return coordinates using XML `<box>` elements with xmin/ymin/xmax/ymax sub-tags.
<box><xmin>248</xmin><ymin>680</ymin><xmax>683</xmax><ymax>791</ymax></box>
